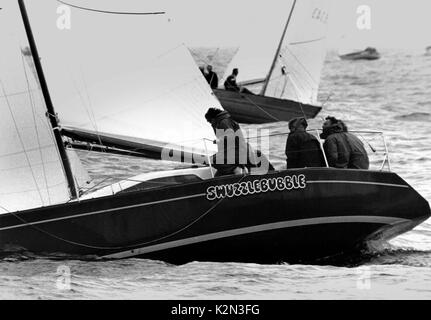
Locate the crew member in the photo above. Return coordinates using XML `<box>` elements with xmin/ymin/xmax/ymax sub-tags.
<box><xmin>204</xmin><ymin>108</ymin><xmax>273</xmax><ymax>176</ymax></box>
<box><xmin>224</xmin><ymin>68</ymin><xmax>254</xmax><ymax>95</ymax></box>
<box><xmin>320</xmin><ymin>116</ymin><xmax>369</xmax><ymax>169</ymax></box>
<box><xmin>205</xmin><ymin>65</ymin><xmax>219</xmax><ymax>89</ymax></box>
<box><xmin>285</xmin><ymin>117</ymin><xmax>325</xmax><ymax>169</ymax></box>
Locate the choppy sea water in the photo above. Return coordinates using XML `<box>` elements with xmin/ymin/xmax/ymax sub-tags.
<box><xmin>0</xmin><ymin>49</ymin><xmax>430</xmax><ymax>300</ymax></box>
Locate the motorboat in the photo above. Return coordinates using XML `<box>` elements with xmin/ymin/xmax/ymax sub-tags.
<box><xmin>0</xmin><ymin>0</ymin><xmax>429</xmax><ymax>265</ymax></box>
<box><xmin>339</xmin><ymin>47</ymin><xmax>381</xmax><ymax>61</ymax></box>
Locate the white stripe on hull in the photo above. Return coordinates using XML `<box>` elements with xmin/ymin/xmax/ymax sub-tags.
<box><xmin>0</xmin><ymin>193</ymin><xmax>206</xmax><ymax>231</ymax></box>
<box><xmin>307</xmin><ymin>180</ymin><xmax>409</xmax><ymax>189</ymax></box>
<box><xmin>102</xmin><ymin>216</ymin><xmax>409</xmax><ymax>259</ymax></box>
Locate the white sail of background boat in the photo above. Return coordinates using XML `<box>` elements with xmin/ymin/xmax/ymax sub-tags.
<box><xmin>214</xmin><ymin>0</ymin><xmax>330</xmax><ymax>124</ymax></box>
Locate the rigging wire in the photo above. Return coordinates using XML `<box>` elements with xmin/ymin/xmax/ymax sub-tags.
<box><xmin>56</xmin><ymin>0</ymin><xmax>165</xmax><ymax>15</ymax></box>
<box><xmin>76</xmin><ymin>73</ymin><xmax>207</xmax><ymax>126</ymax></box>
<box><xmin>282</xmin><ymin>70</ymin><xmax>307</xmax><ymax>120</ymax></box>
<box><xmin>193</xmin><ymin>46</ymin><xmax>221</xmax><ymax>70</ymax></box>
<box><xmin>21</xmin><ymin>52</ymin><xmax>52</xmax><ymax>205</ymax></box>
<box><xmin>280</xmin><ymin>50</ymin><xmax>319</xmax><ymax>92</ymax></box>
<box><xmin>286</xmin><ymin>47</ymin><xmax>321</xmax><ymax>87</ymax></box>
<box><xmin>0</xmin><ymin>80</ymin><xmax>45</xmax><ymax>205</ymax></box>
<box><xmin>279</xmin><ymin>69</ymin><xmax>289</xmax><ymax>98</ymax></box>
<box><xmin>241</xmin><ymin>94</ymin><xmax>281</xmax><ymax>122</ymax></box>
<box><xmin>276</xmin><ymin>48</ymin><xmax>333</xmax><ymax>118</ymax></box>
<box><xmin>0</xmin><ymin>175</ymin><xmax>247</xmax><ymax>252</ymax></box>
<box><xmin>78</xmin><ymin>71</ymin><xmax>104</xmax><ymax>147</ymax></box>
<box><xmin>209</xmin><ymin>47</ymin><xmax>220</xmax><ymax>65</ymax></box>
<box><xmin>64</xmin><ymin>74</ymin><xmax>217</xmax><ymax>161</ymax></box>
<box><xmin>289</xmin><ymin>37</ymin><xmax>326</xmax><ymax>46</ymax></box>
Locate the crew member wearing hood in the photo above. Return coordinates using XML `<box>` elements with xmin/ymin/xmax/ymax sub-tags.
<box><xmin>285</xmin><ymin>117</ymin><xmax>325</xmax><ymax>169</ymax></box>
<box><xmin>205</xmin><ymin>108</ymin><xmax>273</xmax><ymax>176</ymax></box>
<box><xmin>320</xmin><ymin>117</ymin><xmax>369</xmax><ymax>169</ymax></box>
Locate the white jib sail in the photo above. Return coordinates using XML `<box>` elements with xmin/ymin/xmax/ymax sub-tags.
<box><xmin>0</xmin><ymin>0</ymin><xmax>71</xmax><ymax>214</ymax></box>
<box><xmin>223</xmin><ymin>0</ymin><xmax>330</xmax><ymax>105</ymax></box>
<box><xmin>26</xmin><ymin>0</ymin><xmax>221</xmax><ymax>157</ymax></box>
<box><xmin>66</xmin><ymin>148</ymin><xmax>94</xmax><ymax>192</ymax></box>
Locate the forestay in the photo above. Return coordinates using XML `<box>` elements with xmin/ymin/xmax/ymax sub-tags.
<box><xmin>26</xmin><ymin>0</ymin><xmax>221</xmax><ymax>157</ymax></box>
<box><xmin>0</xmin><ymin>0</ymin><xmax>71</xmax><ymax>214</ymax></box>
<box><xmin>223</xmin><ymin>0</ymin><xmax>330</xmax><ymax>105</ymax></box>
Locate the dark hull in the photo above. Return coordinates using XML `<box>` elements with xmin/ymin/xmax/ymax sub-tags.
<box><xmin>0</xmin><ymin>169</ymin><xmax>429</xmax><ymax>264</ymax></box>
<box><xmin>213</xmin><ymin>89</ymin><xmax>321</xmax><ymax>124</ymax></box>
<box><xmin>339</xmin><ymin>52</ymin><xmax>381</xmax><ymax>61</ymax></box>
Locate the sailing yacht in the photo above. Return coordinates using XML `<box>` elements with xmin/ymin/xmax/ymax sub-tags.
<box><xmin>0</xmin><ymin>0</ymin><xmax>429</xmax><ymax>264</ymax></box>
<box><xmin>213</xmin><ymin>0</ymin><xmax>330</xmax><ymax>124</ymax></box>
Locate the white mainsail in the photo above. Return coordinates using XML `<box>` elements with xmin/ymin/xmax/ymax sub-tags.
<box><xmin>222</xmin><ymin>0</ymin><xmax>330</xmax><ymax>105</ymax></box>
<box><xmin>26</xmin><ymin>0</ymin><xmax>221</xmax><ymax>156</ymax></box>
<box><xmin>0</xmin><ymin>0</ymin><xmax>71</xmax><ymax>213</ymax></box>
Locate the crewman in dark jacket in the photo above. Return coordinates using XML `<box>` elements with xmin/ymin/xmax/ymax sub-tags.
<box><xmin>224</xmin><ymin>68</ymin><xmax>254</xmax><ymax>95</ymax></box>
<box><xmin>285</xmin><ymin>117</ymin><xmax>325</xmax><ymax>169</ymax></box>
<box><xmin>320</xmin><ymin>117</ymin><xmax>369</xmax><ymax>169</ymax></box>
<box><xmin>224</xmin><ymin>68</ymin><xmax>240</xmax><ymax>92</ymax></box>
<box><xmin>205</xmin><ymin>108</ymin><xmax>273</xmax><ymax>176</ymax></box>
<box><xmin>204</xmin><ymin>65</ymin><xmax>219</xmax><ymax>89</ymax></box>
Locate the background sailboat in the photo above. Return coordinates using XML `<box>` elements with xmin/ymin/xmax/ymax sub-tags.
<box><xmin>214</xmin><ymin>0</ymin><xmax>331</xmax><ymax>124</ymax></box>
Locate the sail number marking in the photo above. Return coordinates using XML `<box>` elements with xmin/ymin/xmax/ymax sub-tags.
<box><xmin>312</xmin><ymin>8</ymin><xmax>329</xmax><ymax>24</ymax></box>
<box><xmin>206</xmin><ymin>174</ymin><xmax>306</xmax><ymax>201</ymax></box>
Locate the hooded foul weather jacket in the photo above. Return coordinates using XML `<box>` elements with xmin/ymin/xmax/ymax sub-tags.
<box><xmin>321</xmin><ymin>123</ymin><xmax>369</xmax><ymax>170</ymax></box>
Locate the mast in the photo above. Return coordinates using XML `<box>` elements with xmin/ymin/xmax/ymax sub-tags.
<box><xmin>18</xmin><ymin>0</ymin><xmax>77</xmax><ymax>199</ymax></box>
<box><xmin>260</xmin><ymin>0</ymin><xmax>297</xmax><ymax>96</ymax></box>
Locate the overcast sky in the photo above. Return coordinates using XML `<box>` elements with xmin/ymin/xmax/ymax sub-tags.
<box><xmin>165</xmin><ymin>0</ymin><xmax>431</xmax><ymax>50</ymax></box>
<box><xmin>6</xmin><ymin>0</ymin><xmax>431</xmax><ymax>50</ymax></box>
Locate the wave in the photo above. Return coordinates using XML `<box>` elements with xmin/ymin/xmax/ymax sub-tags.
<box><xmin>357</xmin><ymin>240</ymin><xmax>431</xmax><ymax>267</ymax></box>
<box><xmin>365</xmin><ymin>249</ymin><xmax>431</xmax><ymax>267</ymax></box>
<box><xmin>394</xmin><ymin>112</ymin><xmax>431</xmax><ymax>122</ymax></box>
<box><xmin>0</xmin><ymin>250</ymin><xmax>98</xmax><ymax>263</ymax></box>
<box><xmin>306</xmin><ymin>239</ymin><xmax>431</xmax><ymax>267</ymax></box>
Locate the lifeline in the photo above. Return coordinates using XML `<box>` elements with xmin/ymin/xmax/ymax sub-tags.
<box><xmin>206</xmin><ymin>174</ymin><xmax>306</xmax><ymax>201</ymax></box>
